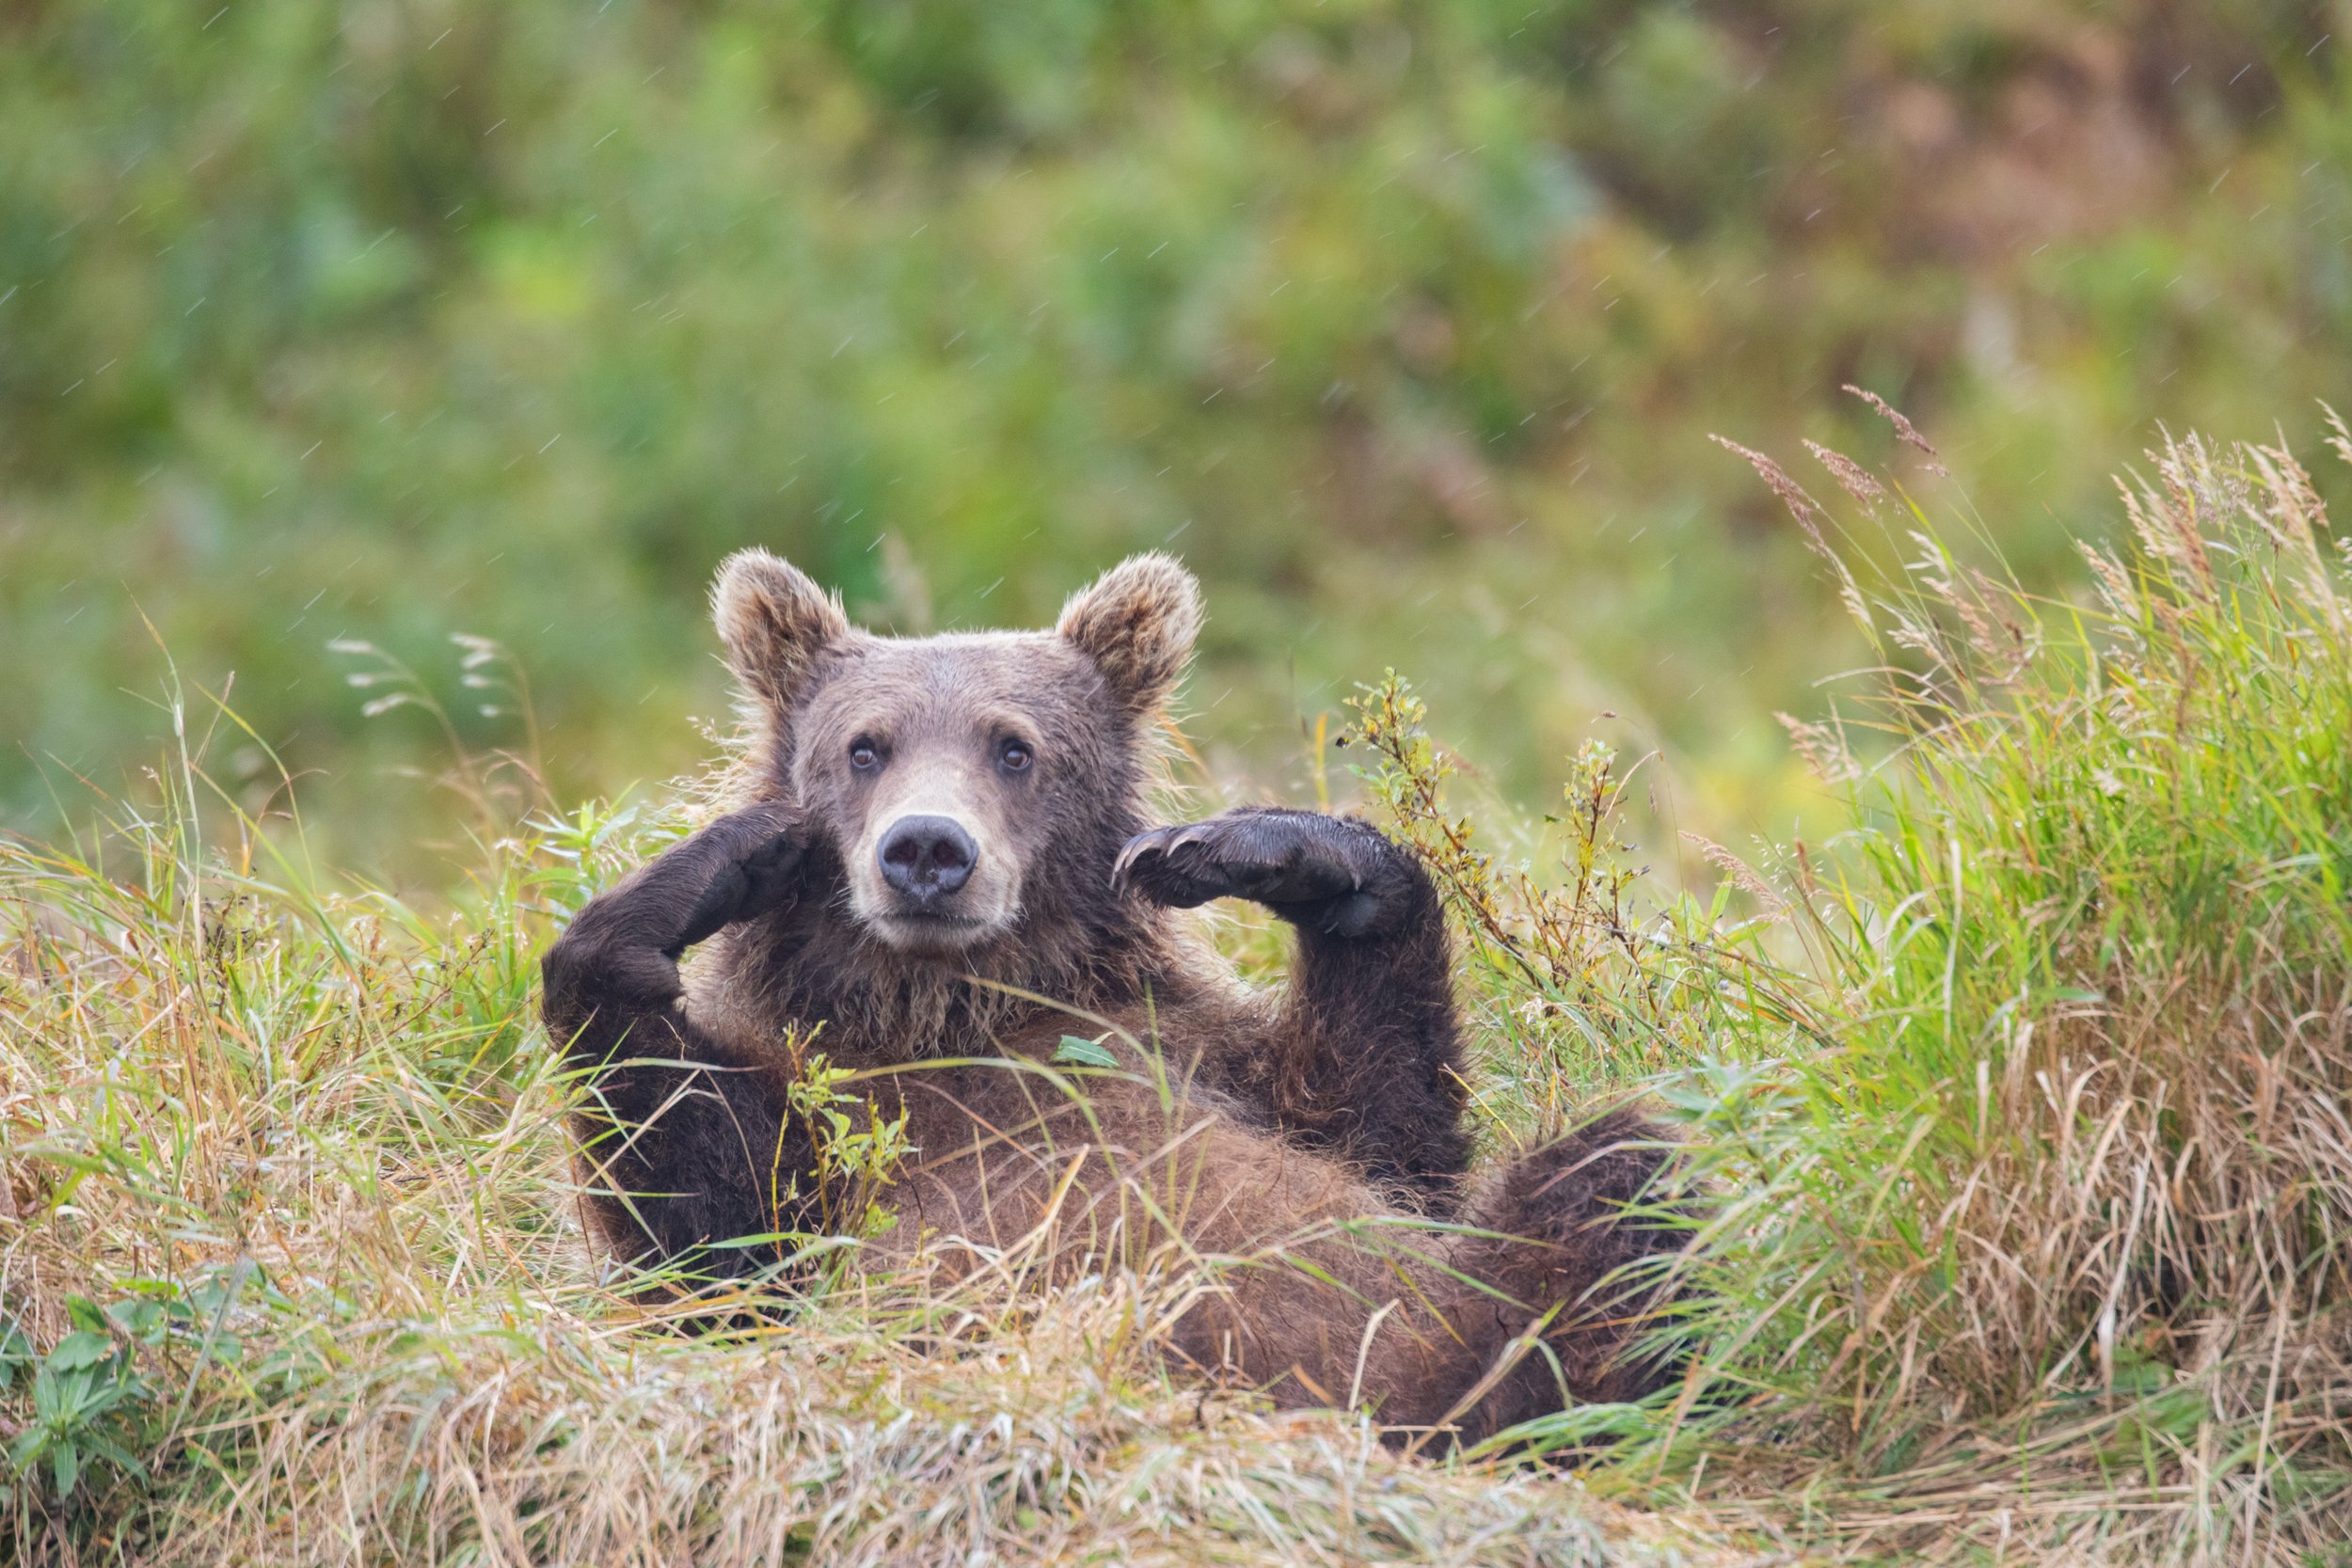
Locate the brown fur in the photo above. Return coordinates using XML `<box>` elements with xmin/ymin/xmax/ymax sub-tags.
<box><xmin>541</xmin><ymin>552</ymin><xmax>1682</xmax><ymax>1443</ymax></box>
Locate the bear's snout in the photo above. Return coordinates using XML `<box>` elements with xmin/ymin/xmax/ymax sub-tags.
<box><xmin>877</xmin><ymin>814</ymin><xmax>978</xmax><ymax>903</ymax></box>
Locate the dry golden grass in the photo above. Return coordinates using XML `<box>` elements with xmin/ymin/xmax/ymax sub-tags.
<box><xmin>0</xmin><ymin>761</ymin><xmax>1740</xmax><ymax>1564</ymax></box>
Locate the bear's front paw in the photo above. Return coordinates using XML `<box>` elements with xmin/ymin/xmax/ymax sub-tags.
<box><xmin>669</xmin><ymin>800</ymin><xmax>810</xmax><ymax>951</ymax></box>
<box><xmin>1114</xmin><ymin>808</ymin><xmax>1408</xmax><ymax>935</ymax></box>
<box><xmin>717</xmin><ymin>800</ymin><xmax>809</xmax><ymax>911</ymax></box>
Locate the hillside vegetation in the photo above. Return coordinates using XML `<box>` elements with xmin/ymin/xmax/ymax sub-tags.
<box><xmin>6</xmin><ymin>426</ymin><xmax>2351</xmax><ymax>1562</ymax></box>
<box><xmin>6</xmin><ymin>0</ymin><xmax>2349</xmax><ymax>872</ymax></box>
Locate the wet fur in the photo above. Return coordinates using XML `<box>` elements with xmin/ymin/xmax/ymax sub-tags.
<box><xmin>542</xmin><ymin>552</ymin><xmax>1682</xmax><ymax>1442</ymax></box>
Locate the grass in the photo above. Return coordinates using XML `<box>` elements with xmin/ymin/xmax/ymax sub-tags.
<box><xmin>8</xmin><ymin>420</ymin><xmax>2352</xmax><ymax>1563</ymax></box>
<box><xmin>1629</xmin><ymin>424</ymin><xmax>2352</xmax><ymax>1562</ymax></box>
<box><xmin>0</xmin><ymin>673</ymin><xmax>1737</xmax><ymax>1564</ymax></box>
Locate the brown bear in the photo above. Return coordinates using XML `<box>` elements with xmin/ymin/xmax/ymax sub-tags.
<box><xmin>540</xmin><ymin>550</ymin><xmax>1681</xmax><ymax>1444</ymax></box>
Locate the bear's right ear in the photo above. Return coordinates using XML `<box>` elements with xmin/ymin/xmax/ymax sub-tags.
<box><xmin>711</xmin><ymin>548</ymin><xmax>851</xmax><ymax>714</ymax></box>
<box><xmin>1057</xmin><ymin>552</ymin><xmax>1202</xmax><ymax>717</ymax></box>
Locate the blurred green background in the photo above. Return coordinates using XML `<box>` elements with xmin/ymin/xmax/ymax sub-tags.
<box><xmin>4</xmin><ymin>0</ymin><xmax>2348</xmax><ymax>879</ymax></box>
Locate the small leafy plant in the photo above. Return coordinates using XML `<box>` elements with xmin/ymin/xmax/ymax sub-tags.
<box><xmin>780</xmin><ymin>1041</ymin><xmax>914</xmax><ymax>1245</ymax></box>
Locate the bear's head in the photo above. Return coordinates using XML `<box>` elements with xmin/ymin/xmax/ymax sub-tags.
<box><xmin>710</xmin><ymin>549</ymin><xmax>1200</xmax><ymax>959</ymax></box>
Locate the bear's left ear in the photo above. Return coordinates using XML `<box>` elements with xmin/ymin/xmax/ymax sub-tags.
<box><xmin>1057</xmin><ymin>553</ymin><xmax>1202</xmax><ymax>716</ymax></box>
<box><xmin>711</xmin><ymin>547</ymin><xmax>851</xmax><ymax>715</ymax></box>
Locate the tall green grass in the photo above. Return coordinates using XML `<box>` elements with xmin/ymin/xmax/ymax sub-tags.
<box><xmin>1343</xmin><ymin>420</ymin><xmax>2352</xmax><ymax>1560</ymax></box>
<box><xmin>1633</xmin><ymin>427</ymin><xmax>2352</xmax><ymax>1561</ymax></box>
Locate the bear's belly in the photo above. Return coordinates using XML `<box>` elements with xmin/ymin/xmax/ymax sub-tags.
<box><xmin>849</xmin><ymin>1061</ymin><xmax>1477</xmax><ymax>1421</ymax></box>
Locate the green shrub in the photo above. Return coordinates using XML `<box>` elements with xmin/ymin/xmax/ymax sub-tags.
<box><xmin>7</xmin><ymin>1</ymin><xmax>2348</xmax><ymax>869</ymax></box>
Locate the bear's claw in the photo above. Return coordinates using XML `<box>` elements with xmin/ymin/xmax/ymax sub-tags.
<box><xmin>1114</xmin><ymin>808</ymin><xmax>1380</xmax><ymax>918</ymax></box>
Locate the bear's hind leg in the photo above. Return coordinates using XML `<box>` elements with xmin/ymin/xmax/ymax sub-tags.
<box><xmin>1438</xmin><ymin>1107</ymin><xmax>1686</xmax><ymax>1443</ymax></box>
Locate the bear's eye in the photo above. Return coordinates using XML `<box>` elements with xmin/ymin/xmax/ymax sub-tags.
<box><xmin>998</xmin><ymin>738</ymin><xmax>1033</xmax><ymax>773</ymax></box>
<box><xmin>849</xmin><ymin>739</ymin><xmax>881</xmax><ymax>772</ymax></box>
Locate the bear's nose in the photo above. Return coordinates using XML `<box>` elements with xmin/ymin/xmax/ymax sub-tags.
<box><xmin>877</xmin><ymin>815</ymin><xmax>977</xmax><ymax>901</ymax></box>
